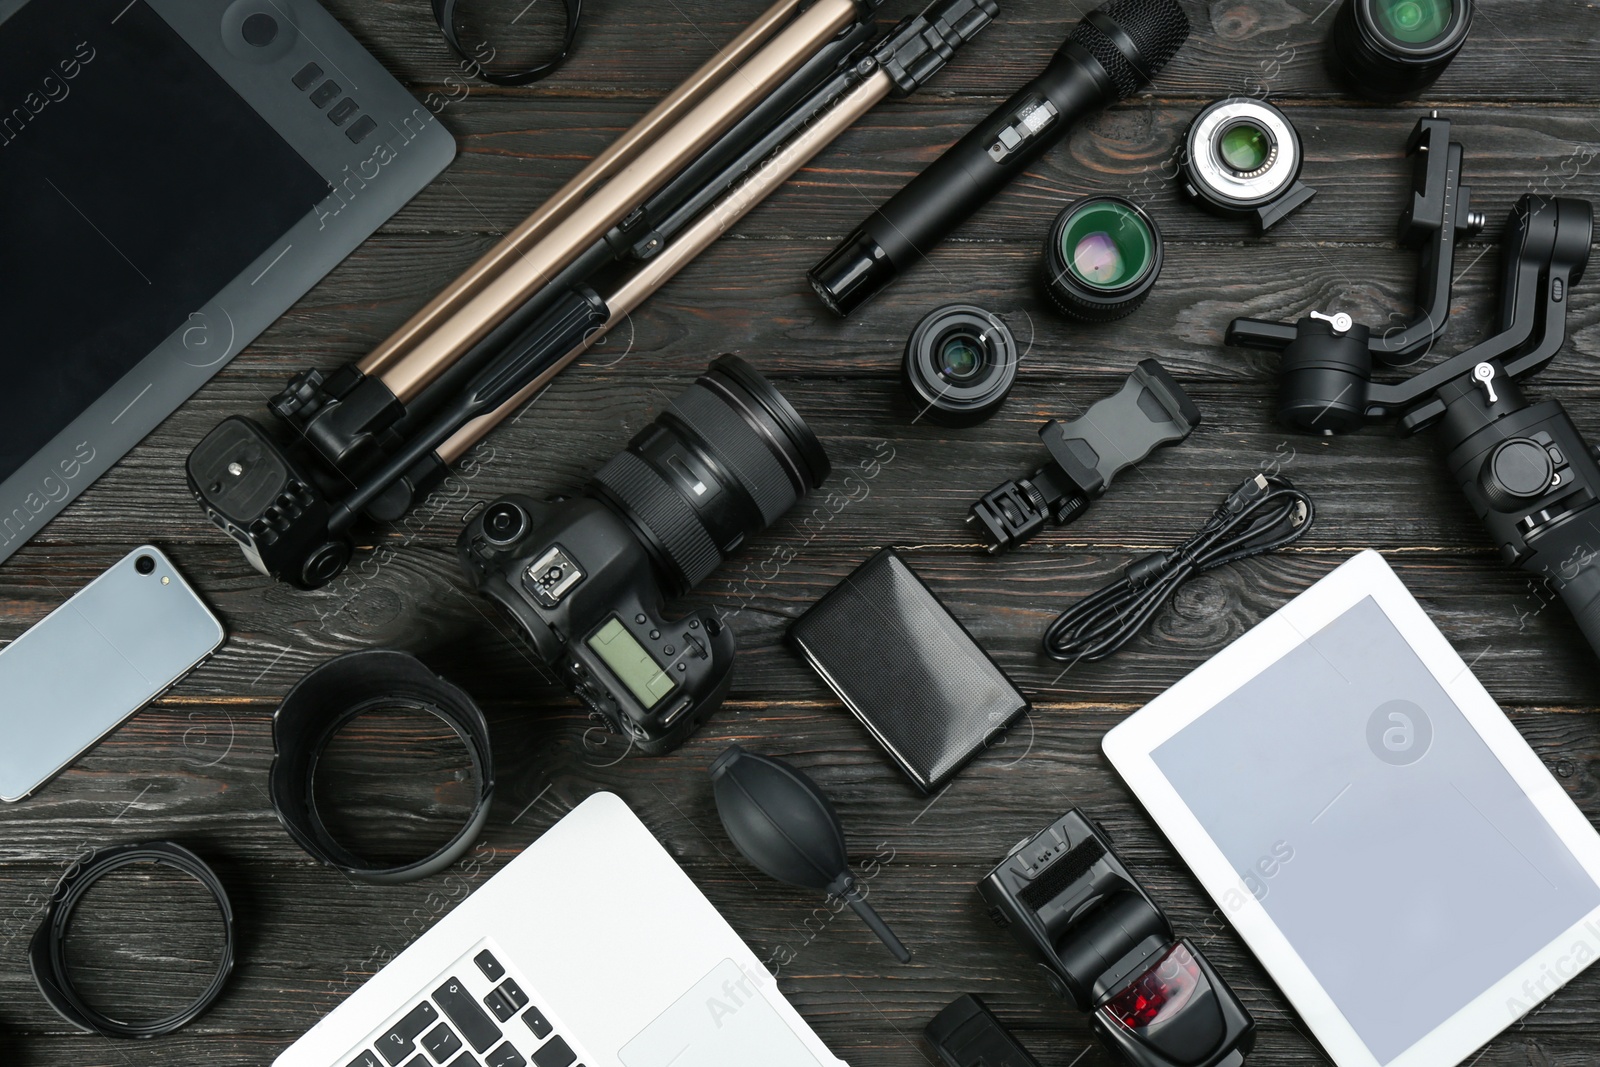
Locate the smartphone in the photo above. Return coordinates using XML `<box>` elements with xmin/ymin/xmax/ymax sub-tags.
<box><xmin>0</xmin><ymin>546</ymin><xmax>225</xmax><ymax>801</ymax></box>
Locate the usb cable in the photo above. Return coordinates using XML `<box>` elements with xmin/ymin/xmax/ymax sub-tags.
<box><xmin>1043</xmin><ymin>474</ymin><xmax>1315</xmax><ymax>663</ymax></box>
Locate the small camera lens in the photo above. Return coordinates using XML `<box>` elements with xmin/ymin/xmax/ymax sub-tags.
<box><xmin>938</xmin><ymin>331</ymin><xmax>987</xmax><ymax>383</ymax></box>
<box><xmin>482</xmin><ymin>502</ymin><xmax>529</xmax><ymax>546</ymax></box>
<box><xmin>902</xmin><ymin>305</ymin><xmax>1018</xmax><ymax>427</ymax></box>
<box><xmin>1042</xmin><ymin>197</ymin><xmax>1162</xmax><ymax>322</ymax></box>
<box><xmin>1328</xmin><ymin>0</ymin><xmax>1472</xmax><ymax>100</ymax></box>
<box><xmin>135</xmin><ymin>555</ymin><xmax>155</xmax><ymax>574</ymax></box>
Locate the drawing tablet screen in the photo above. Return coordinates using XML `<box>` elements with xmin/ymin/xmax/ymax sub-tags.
<box><xmin>0</xmin><ymin>0</ymin><xmax>329</xmax><ymax>482</ymax></box>
<box><xmin>1152</xmin><ymin>596</ymin><xmax>1600</xmax><ymax>1065</ymax></box>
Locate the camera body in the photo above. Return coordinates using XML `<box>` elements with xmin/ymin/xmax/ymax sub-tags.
<box><xmin>459</xmin><ymin>494</ymin><xmax>735</xmax><ymax>756</ymax></box>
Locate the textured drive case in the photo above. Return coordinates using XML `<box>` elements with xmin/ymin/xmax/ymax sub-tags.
<box><xmin>787</xmin><ymin>548</ymin><xmax>1029</xmax><ymax>792</ymax></box>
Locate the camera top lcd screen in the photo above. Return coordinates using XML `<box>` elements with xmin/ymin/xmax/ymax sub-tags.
<box><xmin>1150</xmin><ymin>595</ymin><xmax>1600</xmax><ymax>1066</ymax></box>
<box><xmin>0</xmin><ymin>0</ymin><xmax>329</xmax><ymax>483</ymax></box>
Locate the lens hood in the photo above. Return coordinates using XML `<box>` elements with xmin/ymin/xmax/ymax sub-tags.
<box><xmin>269</xmin><ymin>649</ymin><xmax>494</xmax><ymax>884</ymax></box>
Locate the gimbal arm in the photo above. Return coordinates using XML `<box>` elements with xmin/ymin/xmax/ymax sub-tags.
<box><xmin>1382</xmin><ymin>195</ymin><xmax>1590</xmax><ymax>432</ymax></box>
<box><xmin>1226</xmin><ymin>114</ymin><xmax>1484</xmax><ymax>365</ymax></box>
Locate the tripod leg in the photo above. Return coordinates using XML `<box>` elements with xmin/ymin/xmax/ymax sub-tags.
<box><xmin>435</xmin><ymin>73</ymin><xmax>891</xmax><ymax>465</ymax></box>
<box><xmin>359</xmin><ymin>0</ymin><xmax>811</xmax><ymax>382</ymax></box>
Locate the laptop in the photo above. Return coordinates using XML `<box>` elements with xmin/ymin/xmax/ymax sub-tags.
<box><xmin>275</xmin><ymin>792</ymin><xmax>849</xmax><ymax>1067</ymax></box>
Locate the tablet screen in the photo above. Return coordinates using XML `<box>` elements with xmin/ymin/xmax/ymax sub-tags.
<box><xmin>0</xmin><ymin>0</ymin><xmax>329</xmax><ymax>482</ymax></box>
<box><xmin>1152</xmin><ymin>596</ymin><xmax>1600</xmax><ymax>1065</ymax></box>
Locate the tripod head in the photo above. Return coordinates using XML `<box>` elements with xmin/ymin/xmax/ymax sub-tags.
<box><xmin>1225</xmin><ymin>113</ymin><xmax>1485</xmax><ymax>433</ymax></box>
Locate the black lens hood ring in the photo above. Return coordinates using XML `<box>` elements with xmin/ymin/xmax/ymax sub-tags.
<box><xmin>704</xmin><ymin>355</ymin><xmax>832</xmax><ymax>489</ymax></box>
<box><xmin>432</xmin><ymin>0</ymin><xmax>583</xmax><ymax>85</ymax></box>
<box><xmin>29</xmin><ymin>841</ymin><xmax>235</xmax><ymax>1039</ymax></box>
<box><xmin>269</xmin><ymin>650</ymin><xmax>494</xmax><ymax>885</ymax></box>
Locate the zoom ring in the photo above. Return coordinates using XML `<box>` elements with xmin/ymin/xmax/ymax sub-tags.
<box><xmin>591</xmin><ymin>450</ymin><xmax>722</xmax><ymax>588</ymax></box>
<box><xmin>669</xmin><ymin>385</ymin><xmax>794</xmax><ymax>525</ymax></box>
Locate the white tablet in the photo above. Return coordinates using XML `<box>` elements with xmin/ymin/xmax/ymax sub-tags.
<box><xmin>1103</xmin><ymin>550</ymin><xmax>1600</xmax><ymax>1067</ymax></box>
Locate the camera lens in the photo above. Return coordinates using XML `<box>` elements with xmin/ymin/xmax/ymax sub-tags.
<box><xmin>1374</xmin><ymin>0</ymin><xmax>1452</xmax><ymax>41</ymax></box>
<box><xmin>1218</xmin><ymin>121</ymin><xmax>1272</xmax><ymax>175</ymax></box>
<box><xmin>135</xmin><ymin>555</ymin><xmax>156</xmax><ymax>575</ymax></box>
<box><xmin>1042</xmin><ymin>197</ymin><xmax>1162</xmax><ymax>322</ymax></box>
<box><xmin>1328</xmin><ymin>0</ymin><xmax>1472</xmax><ymax>100</ymax></box>
<box><xmin>587</xmin><ymin>356</ymin><xmax>830</xmax><ymax>596</ymax></box>
<box><xmin>1180</xmin><ymin>99</ymin><xmax>1310</xmax><ymax>230</ymax></box>
<box><xmin>902</xmin><ymin>305</ymin><xmax>1019</xmax><ymax>427</ymax></box>
<box><xmin>481</xmin><ymin>502</ymin><xmax>529</xmax><ymax>546</ymax></box>
<box><xmin>939</xmin><ymin>333</ymin><xmax>984</xmax><ymax>382</ymax></box>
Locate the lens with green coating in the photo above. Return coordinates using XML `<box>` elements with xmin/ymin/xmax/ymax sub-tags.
<box><xmin>1218</xmin><ymin>121</ymin><xmax>1272</xmax><ymax>174</ymax></box>
<box><xmin>1061</xmin><ymin>201</ymin><xmax>1155</xmax><ymax>291</ymax></box>
<box><xmin>939</xmin><ymin>333</ymin><xmax>984</xmax><ymax>382</ymax></box>
<box><xmin>1373</xmin><ymin>0</ymin><xmax>1452</xmax><ymax>43</ymax></box>
<box><xmin>1043</xmin><ymin>197</ymin><xmax>1163</xmax><ymax>322</ymax></box>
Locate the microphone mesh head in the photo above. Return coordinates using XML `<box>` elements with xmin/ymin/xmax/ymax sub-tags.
<box><xmin>1069</xmin><ymin>0</ymin><xmax>1190</xmax><ymax>98</ymax></box>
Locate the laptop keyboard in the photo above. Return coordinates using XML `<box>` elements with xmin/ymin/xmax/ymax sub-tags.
<box><xmin>343</xmin><ymin>943</ymin><xmax>586</xmax><ymax>1067</ymax></box>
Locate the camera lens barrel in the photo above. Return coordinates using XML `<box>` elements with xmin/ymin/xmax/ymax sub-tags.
<box><xmin>1328</xmin><ymin>0</ymin><xmax>1473</xmax><ymax>100</ymax></box>
<box><xmin>588</xmin><ymin>356</ymin><xmax>830</xmax><ymax>596</ymax></box>
<box><xmin>1042</xmin><ymin>197</ymin><xmax>1163</xmax><ymax>322</ymax></box>
<box><xmin>902</xmin><ymin>305</ymin><xmax>1019</xmax><ymax>427</ymax></box>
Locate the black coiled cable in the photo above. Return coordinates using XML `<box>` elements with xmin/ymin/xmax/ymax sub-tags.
<box><xmin>1043</xmin><ymin>474</ymin><xmax>1315</xmax><ymax>663</ymax></box>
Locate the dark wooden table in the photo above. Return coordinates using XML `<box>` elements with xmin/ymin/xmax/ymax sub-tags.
<box><xmin>6</xmin><ymin>1</ymin><xmax>1600</xmax><ymax>1064</ymax></box>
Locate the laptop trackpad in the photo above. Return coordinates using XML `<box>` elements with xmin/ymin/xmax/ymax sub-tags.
<box><xmin>619</xmin><ymin>958</ymin><xmax>826</xmax><ymax>1067</ymax></box>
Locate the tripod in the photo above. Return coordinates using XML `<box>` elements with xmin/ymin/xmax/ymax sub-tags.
<box><xmin>188</xmin><ymin>0</ymin><xmax>998</xmax><ymax>588</ymax></box>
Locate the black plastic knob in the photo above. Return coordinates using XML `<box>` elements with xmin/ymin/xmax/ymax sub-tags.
<box><xmin>1479</xmin><ymin>438</ymin><xmax>1554</xmax><ymax>511</ymax></box>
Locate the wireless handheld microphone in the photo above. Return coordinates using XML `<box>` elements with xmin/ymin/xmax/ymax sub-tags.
<box><xmin>809</xmin><ymin>0</ymin><xmax>1190</xmax><ymax>315</ymax></box>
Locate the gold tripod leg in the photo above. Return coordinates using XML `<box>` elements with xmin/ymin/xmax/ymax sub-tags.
<box><xmin>366</xmin><ymin>0</ymin><xmax>860</xmax><ymax>405</ymax></box>
<box><xmin>360</xmin><ymin>0</ymin><xmax>806</xmax><ymax>380</ymax></box>
<box><xmin>436</xmin><ymin>70</ymin><xmax>891</xmax><ymax>465</ymax></box>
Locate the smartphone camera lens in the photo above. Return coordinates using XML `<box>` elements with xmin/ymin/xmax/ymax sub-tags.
<box><xmin>1328</xmin><ymin>0</ymin><xmax>1473</xmax><ymax>100</ymax></box>
<box><xmin>1042</xmin><ymin>197</ymin><xmax>1162</xmax><ymax>322</ymax></box>
<box><xmin>481</xmin><ymin>502</ymin><xmax>530</xmax><ymax>546</ymax></box>
<box><xmin>902</xmin><ymin>304</ymin><xmax>1019</xmax><ymax>427</ymax></box>
<box><xmin>135</xmin><ymin>555</ymin><xmax>156</xmax><ymax>575</ymax></box>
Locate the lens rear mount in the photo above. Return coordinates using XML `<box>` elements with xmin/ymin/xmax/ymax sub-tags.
<box><xmin>1181</xmin><ymin>98</ymin><xmax>1316</xmax><ymax>232</ymax></box>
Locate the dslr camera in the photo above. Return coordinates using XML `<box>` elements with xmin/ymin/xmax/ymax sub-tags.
<box><xmin>458</xmin><ymin>356</ymin><xmax>830</xmax><ymax>755</ymax></box>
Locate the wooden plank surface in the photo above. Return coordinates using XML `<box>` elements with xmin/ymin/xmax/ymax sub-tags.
<box><xmin>4</xmin><ymin>1</ymin><xmax>1600</xmax><ymax>1064</ymax></box>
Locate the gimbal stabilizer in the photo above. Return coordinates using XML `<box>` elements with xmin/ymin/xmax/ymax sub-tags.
<box><xmin>1226</xmin><ymin>113</ymin><xmax>1486</xmax><ymax>434</ymax></box>
<box><xmin>1230</xmin><ymin>153</ymin><xmax>1600</xmax><ymax>656</ymax></box>
<box><xmin>189</xmin><ymin>0</ymin><xmax>997</xmax><ymax>588</ymax></box>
